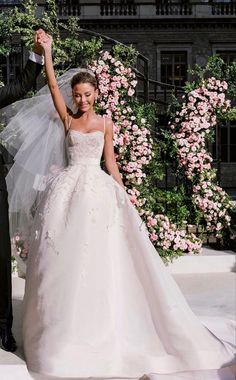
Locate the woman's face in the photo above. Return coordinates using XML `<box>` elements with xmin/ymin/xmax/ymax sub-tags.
<box><xmin>72</xmin><ymin>82</ymin><xmax>98</xmax><ymax>112</ymax></box>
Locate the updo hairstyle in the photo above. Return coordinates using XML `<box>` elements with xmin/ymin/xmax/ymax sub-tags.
<box><xmin>70</xmin><ymin>71</ymin><xmax>98</xmax><ymax>90</ymax></box>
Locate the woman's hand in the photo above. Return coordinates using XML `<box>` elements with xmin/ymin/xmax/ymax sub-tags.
<box><xmin>36</xmin><ymin>31</ymin><xmax>52</xmax><ymax>53</ymax></box>
<box><xmin>32</xmin><ymin>29</ymin><xmax>47</xmax><ymax>55</ymax></box>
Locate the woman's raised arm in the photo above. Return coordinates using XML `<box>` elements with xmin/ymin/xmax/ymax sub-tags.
<box><xmin>38</xmin><ymin>34</ymin><xmax>68</xmax><ymax>126</ymax></box>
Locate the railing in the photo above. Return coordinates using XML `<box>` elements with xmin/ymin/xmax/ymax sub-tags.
<box><xmin>148</xmin><ymin>78</ymin><xmax>184</xmax><ymax>107</ymax></box>
<box><xmin>52</xmin><ymin>1</ymin><xmax>236</xmax><ymax>19</ymax></box>
<box><xmin>56</xmin><ymin>1</ymin><xmax>81</xmax><ymax>17</ymax></box>
<box><xmin>212</xmin><ymin>2</ymin><xmax>236</xmax><ymax>16</ymax></box>
<box><xmin>155</xmin><ymin>2</ymin><xmax>193</xmax><ymax>16</ymax></box>
<box><xmin>1</xmin><ymin>1</ymin><xmax>236</xmax><ymax>18</ymax></box>
<box><xmin>0</xmin><ymin>0</ymin><xmax>22</xmax><ymax>9</ymax></box>
<box><xmin>101</xmin><ymin>0</ymin><xmax>137</xmax><ymax>16</ymax></box>
<box><xmin>0</xmin><ymin>0</ymin><xmax>22</xmax><ymax>4</ymax></box>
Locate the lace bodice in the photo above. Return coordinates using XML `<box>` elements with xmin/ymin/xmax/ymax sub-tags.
<box><xmin>66</xmin><ymin>130</ymin><xmax>104</xmax><ymax>166</ymax></box>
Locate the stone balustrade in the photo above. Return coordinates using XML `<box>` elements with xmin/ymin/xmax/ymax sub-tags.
<box><xmin>57</xmin><ymin>1</ymin><xmax>236</xmax><ymax>19</ymax></box>
<box><xmin>1</xmin><ymin>1</ymin><xmax>236</xmax><ymax>19</ymax></box>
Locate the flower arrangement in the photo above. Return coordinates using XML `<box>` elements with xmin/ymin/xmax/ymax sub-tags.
<box><xmin>11</xmin><ymin>233</ymin><xmax>28</xmax><ymax>261</ymax></box>
<box><xmin>145</xmin><ymin>213</ymin><xmax>201</xmax><ymax>256</ymax></box>
<box><xmin>11</xmin><ymin>232</ymin><xmax>28</xmax><ymax>275</ymax></box>
<box><xmin>89</xmin><ymin>51</ymin><xmax>202</xmax><ymax>258</ymax></box>
<box><xmin>170</xmin><ymin>77</ymin><xmax>232</xmax><ymax>236</ymax></box>
<box><xmin>89</xmin><ymin>52</ymin><xmax>153</xmax><ymax>187</ymax></box>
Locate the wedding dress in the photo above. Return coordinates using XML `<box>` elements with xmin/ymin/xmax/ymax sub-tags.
<box><xmin>21</xmin><ymin>116</ymin><xmax>235</xmax><ymax>380</ymax></box>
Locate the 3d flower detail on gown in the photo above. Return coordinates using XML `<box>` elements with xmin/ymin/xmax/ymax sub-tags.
<box><xmin>23</xmin><ymin>125</ymin><xmax>235</xmax><ymax>380</ymax></box>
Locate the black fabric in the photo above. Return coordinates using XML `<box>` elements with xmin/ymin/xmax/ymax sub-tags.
<box><xmin>0</xmin><ymin>154</ymin><xmax>6</xmax><ymax>190</ymax></box>
<box><xmin>0</xmin><ymin>58</ymin><xmax>42</xmax><ymax>328</ymax></box>
<box><xmin>0</xmin><ymin>189</ymin><xmax>13</xmax><ymax>329</ymax></box>
<box><xmin>0</xmin><ymin>145</ymin><xmax>13</xmax><ymax>190</ymax></box>
<box><xmin>0</xmin><ymin>59</ymin><xmax>42</xmax><ymax>109</ymax></box>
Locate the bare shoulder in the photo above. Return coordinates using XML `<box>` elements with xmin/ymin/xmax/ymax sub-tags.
<box><xmin>104</xmin><ymin>116</ymin><xmax>114</xmax><ymax>134</ymax></box>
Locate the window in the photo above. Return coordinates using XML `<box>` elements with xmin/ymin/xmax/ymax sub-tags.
<box><xmin>0</xmin><ymin>52</ymin><xmax>21</xmax><ymax>85</ymax></box>
<box><xmin>0</xmin><ymin>56</ymin><xmax>8</xmax><ymax>85</ymax></box>
<box><xmin>212</xmin><ymin>123</ymin><xmax>236</xmax><ymax>163</ymax></box>
<box><xmin>160</xmin><ymin>51</ymin><xmax>187</xmax><ymax>87</ymax></box>
<box><xmin>0</xmin><ymin>1</ymin><xmax>22</xmax><ymax>4</ymax></box>
<box><xmin>216</xmin><ymin>50</ymin><xmax>236</xmax><ymax>65</ymax></box>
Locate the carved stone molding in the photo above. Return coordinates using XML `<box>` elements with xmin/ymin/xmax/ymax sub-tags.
<box><xmin>79</xmin><ymin>19</ymin><xmax>236</xmax><ymax>32</ymax></box>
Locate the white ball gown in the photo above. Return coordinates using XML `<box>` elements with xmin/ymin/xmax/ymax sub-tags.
<box><xmin>22</xmin><ymin>119</ymin><xmax>235</xmax><ymax>380</ymax></box>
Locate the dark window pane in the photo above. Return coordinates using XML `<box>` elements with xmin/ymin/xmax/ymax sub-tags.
<box><xmin>160</xmin><ymin>51</ymin><xmax>187</xmax><ymax>86</ymax></box>
<box><xmin>230</xmin><ymin>126</ymin><xmax>236</xmax><ymax>142</ymax></box>
<box><xmin>0</xmin><ymin>67</ymin><xmax>7</xmax><ymax>85</ymax></box>
<box><xmin>220</xmin><ymin>127</ymin><xmax>228</xmax><ymax>162</ymax></box>
<box><xmin>0</xmin><ymin>1</ymin><xmax>21</xmax><ymax>4</ymax></box>
<box><xmin>230</xmin><ymin>127</ymin><xmax>236</xmax><ymax>162</ymax></box>
<box><xmin>212</xmin><ymin>144</ymin><xmax>216</xmax><ymax>159</ymax></box>
<box><xmin>0</xmin><ymin>51</ymin><xmax>22</xmax><ymax>85</ymax></box>
<box><xmin>230</xmin><ymin>146</ymin><xmax>236</xmax><ymax>162</ymax></box>
<box><xmin>220</xmin><ymin>127</ymin><xmax>228</xmax><ymax>145</ymax></box>
<box><xmin>216</xmin><ymin>50</ymin><xmax>236</xmax><ymax>64</ymax></box>
<box><xmin>0</xmin><ymin>56</ymin><xmax>7</xmax><ymax>64</ymax></box>
<box><xmin>221</xmin><ymin>145</ymin><xmax>228</xmax><ymax>162</ymax></box>
<box><xmin>167</xmin><ymin>65</ymin><xmax>172</xmax><ymax>85</ymax></box>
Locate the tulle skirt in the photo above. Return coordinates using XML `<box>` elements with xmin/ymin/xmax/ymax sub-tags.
<box><xmin>22</xmin><ymin>164</ymin><xmax>236</xmax><ymax>380</ymax></box>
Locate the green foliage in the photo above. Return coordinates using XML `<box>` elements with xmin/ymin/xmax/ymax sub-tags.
<box><xmin>226</xmin><ymin>107</ymin><xmax>236</xmax><ymax>121</ymax></box>
<box><xmin>224</xmin><ymin>61</ymin><xmax>236</xmax><ymax>99</ymax></box>
<box><xmin>76</xmin><ymin>38</ymin><xmax>103</xmax><ymax>66</ymax></box>
<box><xmin>11</xmin><ymin>0</ymin><xmax>40</xmax><ymax>48</ymax></box>
<box><xmin>131</xmin><ymin>99</ymin><xmax>157</xmax><ymax>128</ymax></box>
<box><xmin>111</xmin><ymin>43</ymin><xmax>138</xmax><ymax>67</ymax></box>
<box><xmin>145</xmin><ymin>55</ymin><xmax>236</xmax><ymax>238</ymax></box>
<box><xmin>186</xmin><ymin>55</ymin><xmax>236</xmax><ymax>100</ymax></box>
<box><xmin>0</xmin><ymin>9</ymin><xmax>15</xmax><ymax>55</ymax></box>
<box><xmin>0</xmin><ymin>0</ymin><xmax>105</xmax><ymax>76</ymax></box>
<box><xmin>141</xmin><ymin>138</ymin><xmax>165</xmax><ymax>184</ymax></box>
<box><xmin>205</xmin><ymin>55</ymin><xmax>225</xmax><ymax>79</ymax></box>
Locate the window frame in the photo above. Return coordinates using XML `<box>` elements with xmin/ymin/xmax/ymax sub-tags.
<box><xmin>156</xmin><ymin>45</ymin><xmax>192</xmax><ymax>86</ymax></box>
<box><xmin>212</xmin><ymin>45</ymin><xmax>236</xmax><ymax>63</ymax></box>
<box><xmin>212</xmin><ymin>122</ymin><xmax>236</xmax><ymax>163</ymax></box>
<box><xmin>0</xmin><ymin>48</ymin><xmax>23</xmax><ymax>86</ymax></box>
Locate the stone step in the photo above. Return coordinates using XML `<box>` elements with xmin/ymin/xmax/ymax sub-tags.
<box><xmin>167</xmin><ymin>246</ymin><xmax>236</xmax><ymax>274</ymax></box>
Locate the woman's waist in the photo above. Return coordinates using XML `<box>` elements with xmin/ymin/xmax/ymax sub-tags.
<box><xmin>67</xmin><ymin>157</ymin><xmax>101</xmax><ymax>166</ymax></box>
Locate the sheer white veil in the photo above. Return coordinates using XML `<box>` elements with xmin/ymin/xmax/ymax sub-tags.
<box><xmin>0</xmin><ymin>67</ymin><xmax>94</xmax><ymax>272</ymax></box>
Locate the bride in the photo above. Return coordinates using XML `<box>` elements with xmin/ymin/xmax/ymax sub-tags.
<box><xmin>1</xmin><ymin>34</ymin><xmax>236</xmax><ymax>380</ymax></box>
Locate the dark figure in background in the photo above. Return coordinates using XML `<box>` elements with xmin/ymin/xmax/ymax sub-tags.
<box><xmin>0</xmin><ymin>29</ymin><xmax>46</xmax><ymax>352</ymax></box>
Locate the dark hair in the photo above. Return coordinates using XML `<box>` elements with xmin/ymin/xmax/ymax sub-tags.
<box><xmin>70</xmin><ymin>71</ymin><xmax>98</xmax><ymax>90</ymax></box>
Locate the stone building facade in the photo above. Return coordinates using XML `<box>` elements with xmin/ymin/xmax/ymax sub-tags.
<box><xmin>0</xmin><ymin>0</ymin><xmax>236</xmax><ymax>196</ymax></box>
